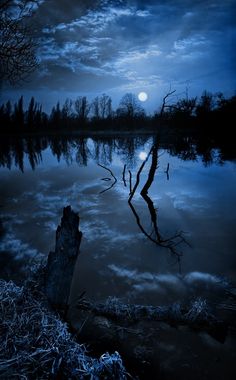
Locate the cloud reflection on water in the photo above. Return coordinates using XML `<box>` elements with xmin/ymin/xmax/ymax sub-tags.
<box><xmin>108</xmin><ymin>264</ymin><xmax>229</xmax><ymax>302</ymax></box>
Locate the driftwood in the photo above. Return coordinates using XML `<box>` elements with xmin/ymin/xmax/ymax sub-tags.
<box><xmin>76</xmin><ymin>297</ymin><xmax>228</xmax><ymax>344</ymax></box>
<box><xmin>71</xmin><ymin>296</ymin><xmax>229</xmax><ymax>378</ymax></box>
<box><xmin>44</xmin><ymin>206</ymin><xmax>82</xmax><ymax>308</ymax></box>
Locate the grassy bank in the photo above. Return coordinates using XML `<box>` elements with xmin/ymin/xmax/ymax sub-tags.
<box><xmin>0</xmin><ymin>279</ymin><xmax>127</xmax><ymax>379</ymax></box>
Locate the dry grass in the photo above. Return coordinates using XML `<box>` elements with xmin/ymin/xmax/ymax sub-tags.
<box><xmin>0</xmin><ymin>279</ymin><xmax>127</xmax><ymax>379</ymax></box>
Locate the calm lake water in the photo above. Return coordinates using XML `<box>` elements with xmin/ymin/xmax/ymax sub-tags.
<box><xmin>1</xmin><ymin>134</ymin><xmax>236</xmax><ymax>305</ymax></box>
<box><xmin>1</xmin><ymin>134</ymin><xmax>236</xmax><ymax>378</ymax></box>
<box><xmin>1</xmin><ymin>135</ymin><xmax>236</xmax><ymax>302</ymax></box>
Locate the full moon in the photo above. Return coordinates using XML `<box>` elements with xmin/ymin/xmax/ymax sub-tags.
<box><xmin>139</xmin><ymin>151</ymin><xmax>148</xmax><ymax>160</ymax></box>
<box><xmin>138</xmin><ymin>92</ymin><xmax>148</xmax><ymax>102</ymax></box>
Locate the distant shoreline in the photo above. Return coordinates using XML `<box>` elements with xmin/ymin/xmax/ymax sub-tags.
<box><xmin>0</xmin><ymin>128</ymin><xmax>160</xmax><ymax>138</ymax></box>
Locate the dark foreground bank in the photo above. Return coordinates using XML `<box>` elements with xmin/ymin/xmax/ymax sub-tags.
<box><xmin>1</xmin><ymin>207</ymin><xmax>236</xmax><ymax>379</ymax></box>
<box><xmin>0</xmin><ymin>278</ymin><xmax>127</xmax><ymax>379</ymax></box>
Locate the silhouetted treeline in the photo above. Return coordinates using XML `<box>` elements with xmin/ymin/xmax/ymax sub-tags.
<box><xmin>1</xmin><ymin>91</ymin><xmax>235</xmax><ymax>134</ymax></box>
<box><xmin>0</xmin><ymin>133</ymin><xmax>235</xmax><ymax>173</ymax></box>
<box><xmin>0</xmin><ymin>92</ymin><xmax>149</xmax><ymax>132</ymax></box>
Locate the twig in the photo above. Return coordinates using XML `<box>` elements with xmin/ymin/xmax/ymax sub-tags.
<box><xmin>128</xmin><ymin>170</ymin><xmax>132</xmax><ymax>194</ymax></box>
<box><xmin>98</xmin><ymin>163</ymin><xmax>117</xmax><ymax>181</ymax></box>
<box><xmin>98</xmin><ymin>163</ymin><xmax>117</xmax><ymax>194</ymax></box>
<box><xmin>164</xmin><ymin>163</ymin><xmax>170</xmax><ymax>180</ymax></box>
<box><xmin>122</xmin><ymin>164</ymin><xmax>127</xmax><ymax>187</ymax></box>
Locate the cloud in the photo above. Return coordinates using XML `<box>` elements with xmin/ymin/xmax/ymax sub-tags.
<box><xmin>42</xmin><ymin>3</ymin><xmax>150</xmax><ymax>35</ymax></box>
<box><xmin>81</xmin><ymin>219</ymin><xmax>139</xmax><ymax>249</ymax></box>
<box><xmin>0</xmin><ymin>224</ymin><xmax>43</xmax><ymax>263</ymax></box>
<box><xmin>3</xmin><ymin>0</ymin><xmax>235</xmax><ymax>107</ymax></box>
<box><xmin>108</xmin><ymin>264</ymin><xmax>229</xmax><ymax>297</ymax></box>
<box><xmin>174</xmin><ymin>35</ymin><xmax>208</xmax><ymax>51</ymax></box>
<box><xmin>114</xmin><ymin>45</ymin><xmax>162</xmax><ymax>66</ymax></box>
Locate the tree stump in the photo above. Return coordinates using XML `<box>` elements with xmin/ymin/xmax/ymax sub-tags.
<box><xmin>44</xmin><ymin>206</ymin><xmax>82</xmax><ymax>309</ymax></box>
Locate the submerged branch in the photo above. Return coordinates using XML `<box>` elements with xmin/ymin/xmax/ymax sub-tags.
<box><xmin>98</xmin><ymin>163</ymin><xmax>117</xmax><ymax>181</ymax></box>
<box><xmin>128</xmin><ymin>169</ymin><xmax>132</xmax><ymax>194</ymax></box>
<box><xmin>165</xmin><ymin>163</ymin><xmax>170</xmax><ymax>180</ymax></box>
<box><xmin>98</xmin><ymin>163</ymin><xmax>117</xmax><ymax>194</ymax></box>
<box><xmin>128</xmin><ymin>146</ymin><xmax>153</xmax><ymax>201</ymax></box>
<box><xmin>140</xmin><ymin>144</ymin><xmax>158</xmax><ymax>196</ymax></box>
<box><xmin>128</xmin><ymin>144</ymin><xmax>188</xmax><ymax>258</ymax></box>
<box><xmin>122</xmin><ymin>164</ymin><xmax>127</xmax><ymax>187</ymax></box>
<box><xmin>128</xmin><ymin>200</ymin><xmax>159</xmax><ymax>245</ymax></box>
<box><xmin>77</xmin><ymin>297</ymin><xmax>228</xmax><ymax>343</ymax></box>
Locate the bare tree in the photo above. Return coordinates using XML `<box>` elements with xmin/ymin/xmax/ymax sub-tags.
<box><xmin>160</xmin><ymin>89</ymin><xmax>176</xmax><ymax>117</ymax></box>
<box><xmin>99</xmin><ymin>93</ymin><xmax>112</xmax><ymax>119</ymax></box>
<box><xmin>159</xmin><ymin>87</ymin><xmax>197</xmax><ymax>117</ymax></box>
<box><xmin>0</xmin><ymin>0</ymin><xmax>39</xmax><ymax>85</ymax></box>
<box><xmin>61</xmin><ymin>98</ymin><xmax>73</xmax><ymax>120</ymax></box>
<box><xmin>174</xmin><ymin>97</ymin><xmax>197</xmax><ymax>116</ymax></box>
<box><xmin>118</xmin><ymin>93</ymin><xmax>145</xmax><ymax>118</ymax></box>
<box><xmin>75</xmin><ymin>96</ymin><xmax>90</xmax><ymax>122</ymax></box>
<box><xmin>91</xmin><ymin>94</ymin><xmax>112</xmax><ymax>119</ymax></box>
<box><xmin>91</xmin><ymin>96</ymin><xmax>100</xmax><ymax>119</ymax></box>
<box><xmin>196</xmin><ymin>90</ymin><xmax>214</xmax><ymax>117</ymax></box>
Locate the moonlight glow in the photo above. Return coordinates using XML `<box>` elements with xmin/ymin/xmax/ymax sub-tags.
<box><xmin>138</xmin><ymin>92</ymin><xmax>148</xmax><ymax>102</ymax></box>
<box><xmin>139</xmin><ymin>151</ymin><xmax>148</xmax><ymax>160</ymax></box>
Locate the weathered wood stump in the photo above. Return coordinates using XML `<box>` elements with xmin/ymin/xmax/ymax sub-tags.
<box><xmin>44</xmin><ymin>206</ymin><xmax>82</xmax><ymax>308</ymax></box>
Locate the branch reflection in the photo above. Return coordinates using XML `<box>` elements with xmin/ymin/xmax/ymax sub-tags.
<box><xmin>98</xmin><ymin>163</ymin><xmax>117</xmax><ymax>194</ymax></box>
<box><xmin>128</xmin><ymin>141</ymin><xmax>189</xmax><ymax>267</ymax></box>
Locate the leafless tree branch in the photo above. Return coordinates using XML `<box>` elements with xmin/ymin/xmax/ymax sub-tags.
<box><xmin>98</xmin><ymin>163</ymin><xmax>117</xmax><ymax>194</ymax></box>
<box><xmin>160</xmin><ymin>89</ymin><xmax>176</xmax><ymax>117</ymax></box>
<box><xmin>0</xmin><ymin>0</ymin><xmax>39</xmax><ymax>85</ymax></box>
<box><xmin>122</xmin><ymin>164</ymin><xmax>127</xmax><ymax>187</ymax></box>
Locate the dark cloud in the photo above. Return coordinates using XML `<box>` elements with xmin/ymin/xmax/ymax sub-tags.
<box><xmin>2</xmin><ymin>0</ymin><xmax>236</xmax><ymax>110</ymax></box>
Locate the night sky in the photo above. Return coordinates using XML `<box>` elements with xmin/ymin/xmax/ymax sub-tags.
<box><xmin>2</xmin><ymin>0</ymin><xmax>236</xmax><ymax>112</ymax></box>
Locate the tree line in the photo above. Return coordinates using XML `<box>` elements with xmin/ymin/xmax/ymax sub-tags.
<box><xmin>0</xmin><ymin>90</ymin><xmax>235</xmax><ymax>132</ymax></box>
<box><xmin>1</xmin><ymin>132</ymin><xmax>234</xmax><ymax>174</ymax></box>
<box><xmin>0</xmin><ymin>92</ymin><xmax>146</xmax><ymax>131</ymax></box>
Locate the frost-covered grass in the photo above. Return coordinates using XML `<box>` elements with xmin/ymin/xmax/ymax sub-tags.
<box><xmin>0</xmin><ymin>279</ymin><xmax>127</xmax><ymax>379</ymax></box>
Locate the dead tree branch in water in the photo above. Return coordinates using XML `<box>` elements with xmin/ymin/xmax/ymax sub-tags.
<box><xmin>128</xmin><ymin>170</ymin><xmax>132</xmax><ymax>194</ymax></box>
<box><xmin>128</xmin><ymin>201</ymin><xmax>159</xmax><ymax>245</ymax></box>
<box><xmin>165</xmin><ymin>163</ymin><xmax>170</xmax><ymax>180</ymax></box>
<box><xmin>77</xmin><ymin>297</ymin><xmax>228</xmax><ymax>344</ymax></box>
<box><xmin>122</xmin><ymin>164</ymin><xmax>127</xmax><ymax>187</ymax></box>
<box><xmin>140</xmin><ymin>144</ymin><xmax>158</xmax><ymax>196</ymax></box>
<box><xmin>128</xmin><ymin>146</ymin><xmax>153</xmax><ymax>201</ymax></box>
<box><xmin>128</xmin><ymin>145</ymin><xmax>189</xmax><ymax>259</ymax></box>
<box><xmin>98</xmin><ymin>163</ymin><xmax>117</xmax><ymax>194</ymax></box>
<box><xmin>96</xmin><ymin>143</ymin><xmax>188</xmax><ymax>258</ymax></box>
